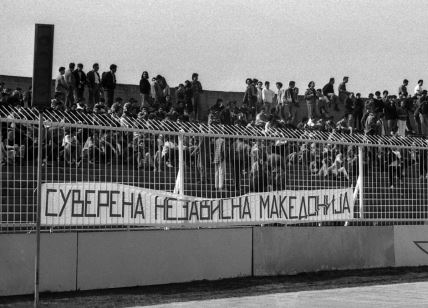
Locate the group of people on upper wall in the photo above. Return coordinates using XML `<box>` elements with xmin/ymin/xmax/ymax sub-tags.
<box><xmin>238</xmin><ymin>77</ymin><xmax>428</xmax><ymax>137</ymax></box>
<box><xmin>2</xmin><ymin>65</ymin><xmax>428</xmax><ymax>138</ymax></box>
<box><xmin>50</xmin><ymin>63</ymin><xmax>203</xmax><ymax>121</ymax></box>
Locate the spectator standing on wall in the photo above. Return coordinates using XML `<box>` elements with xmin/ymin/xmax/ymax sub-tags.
<box><xmin>256</xmin><ymin>81</ymin><xmax>263</xmax><ymax>111</ymax></box>
<box><xmin>352</xmin><ymin>93</ymin><xmax>364</xmax><ymax>131</ymax></box>
<box><xmin>191</xmin><ymin>73</ymin><xmax>203</xmax><ymax>120</ymax></box>
<box><xmin>64</xmin><ymin>62</ymin><xmax>76</xmax><ymax>109</ymax></box>
<box><xmin>383</xmin><ymin>93</ymin><xmax>397</xmax><ymax>136</ymax></box>
<box><xmin>73</xmin><ymin>63</ymin><xmax>86</xmax><ymax>102</ymax></box>
<box><xmin>86</xmin><ymin>63</ymin><xmax>101</xmax><ymax>108</ymax></box>
<box><xmin>262</xmin><ymin>81</ymin><xmax>275</xmax><ymax>112</ymax></box>
<box><xmin>102</xmin><ymin>64</ymin><xmax>117</xmax><ymax>107</ymax></box>
<box><xmin>304</xmin><ymin>81</ymin><xmax>317</xmax><ymax>120</ymax></box>
<box><xmin>159</xmin><ymin>76</ymin><xmax>171</xmax><ymax>111</ymax></box>
<box><xmin>344</xmin><ymin>92</ymin><xmax>354</xmax><ymax>129</ymax></box>
<box><xmin>54</xmin><ymin>66</ymin><xmax>68</xmax><ymax>102</ymax></box>
<box><xmin>338</xmin><ymin>76</ymin><xmax>350</xmax><ymax>111</ymax></box>
<box><xmin>418</xmin><ymin>90</ymin><xmax>428</xmax><ymax>136</ymax></box>
<box><xmin>275</xmin><ymin>82</ymin><xmax>284</xmax><ymax>121</ymax></box>
<box><xmin>184</xmin><ymin>80</ymin><xmax>193</xmax><ymax>117</ymax></box>
<box><xmin>243</xmin><ymin>78</ymin><xmax>257</xmax><ymax>120</ymax></box>
<box><xmin>414</xmin><ymin>80</ymin><xmax>424</xmax><ymax>97</ymax></box>
<box><xmin>322</xmin><ymin>77</ymin><xmax>337</xmax><ymax>111</ymax></box>
<box><xmin>398</xmin><ymin>79</ymin><xmax>409</xmax><ymax>98</ymax></box>
<box><xmin>139</xmin><ymin>71</ymin><xmax>151</xmax><ymax>109</ymax></box>
<box><xmin>284</xmin><ymin>81</ymin><xmax>297</xmax><ymax>124</ymax></box>
<box><xmin>23</xmin><ymin>86</ymin><xmax>32</xmax><ymax>108</ymax></box>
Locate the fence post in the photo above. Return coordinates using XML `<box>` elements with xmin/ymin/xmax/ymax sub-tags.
<box><xmin>34</xmin><ymin>112</ymin><xmax>43</xmax><ymax>308</ymax></box>
<box><xmin>178</xmin><ymin>133</ymin><xmax>185</xmax><ymax>196</ymax></box>
<box><xmin>358</xmin><ymin>145</ymin><xmax>364</xmax><ymax>219</ymax></box>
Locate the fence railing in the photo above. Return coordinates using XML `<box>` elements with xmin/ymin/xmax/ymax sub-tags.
<box><xmin>1</xmin><ymin>108</ymin><xmax>428</xmax><ymax>233</ymax></box>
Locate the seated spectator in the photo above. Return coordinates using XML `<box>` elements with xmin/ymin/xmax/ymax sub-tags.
<box><xmin>175</xmin><ymin>83</ymin><xmax>186</xmax><ymax>114</ymax></box>
<box><xmin>184</xmin><ymin>80</ymin><xmax>194</xmax><ymax>118</ymax></box>
<box><xmin>296</xmin><ymin>117</ymin><xmax>309</xmax><ymax>130</ymax></box>
<box><xmin>62</xmin><ymin>128</ymin><xmax>81</xmax><ymax>166</ymax></box>
<box><xmin>254</xmin><ymin>108</ymin><xmax>268</xmax><ymax>128</ymax></box>
<box><xmin>364</xmin><ymin>112</ymin><xmax>380</xmax><ymax>135</ymax></box>
<box><xmin>208</xmin><ymin>99</ymin><xmax>224</xmax><ymax>126</ymax></box>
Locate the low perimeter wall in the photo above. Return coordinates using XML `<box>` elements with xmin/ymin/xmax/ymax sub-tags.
<box><xmin>1</xmin><ymin>226</ymin><xmax>428</xmax><ymax>296</ymax></box>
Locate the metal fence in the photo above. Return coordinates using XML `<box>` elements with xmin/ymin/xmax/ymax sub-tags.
<box><xmin>1</xmin><ymin>106</ymin><xmax>428</xmax><ymax>233</ymax></box>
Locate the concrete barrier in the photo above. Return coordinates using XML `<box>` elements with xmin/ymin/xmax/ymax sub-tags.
<box><xmin>2</xmin><ymin>225</ymin><xmax>428</xmax><ymax>297</ymax></box>
<box><xmin>252</xmin><ymin>227</ymin><xmax>395</xmax><ymax>276</ymax></box>
<box><xmin>0</xmin><ymin>233</ymin><xmax>77</xmax><ymax>296</ymax></box>
<box><xmin>394</xmin><ymin>225</ymin><xmax>428</xmax><ymax>267</ymax></box>
<box><xmin>76</xmin><ymin>228</ymin><xmax>252</xmax><ymax>290</ymax></box>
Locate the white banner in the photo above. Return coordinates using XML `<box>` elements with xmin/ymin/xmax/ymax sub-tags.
<box><xmin>41</xmin><ymin>182</ymin><xmax>354</xmax><ymax>226</ymax></box>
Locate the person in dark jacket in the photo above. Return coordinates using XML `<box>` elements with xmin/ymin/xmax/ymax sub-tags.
<box><xmin>322</xmin><ymin>77</ymin><xmax>337</xmax><ymax>110</ymax></box>
<box><xmin>73</xmin><ymin>63</ymin><xmax>86</xmax><ymax>102</ymax></box>
<box><xmin>184</xmin><ymin>80</ymin><xmax>193</xmax><ymax>116</ymax></box>
<box><xmin>101</xmin><ymin>64</ymin><xmax>117</xmax><ymax>107</ymax></box>
<box><xmin>86</xmin><ymin>63</ymin><xmax>101</xmax><ymax>108</ymax></box>
<box><xmin>191</xmin><ymin>73</ymin><xmax>203</xmax><ymax>120</ymax></box>
<box><xmin>139</xmin><ymin>71</ymin><xmax>151</xmax><ymax>110</ymax></box>
<box><xmin>352</xmin><ymin>93</ymin><xmax>364</xmax><ymax>131</ymax></box>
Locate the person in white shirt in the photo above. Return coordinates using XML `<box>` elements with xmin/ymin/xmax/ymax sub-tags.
<box><xmin>262</xmin><ymin>81</ymin><xmax>275</xmax><ymax>113</ymax></box>
<box><xmin>275</xmin><ymin>82</ymin><xmax>285</xmax><ymax>121</ymax></box>
<box><xmin>414</xmin><ymin>79</ymin><xmax>424</xmax><ymax>97</ymax></box>
<box><xmin>54</xmin><ymin>67</ymin><xmax>68</xmax><ymax>100</ymax></box>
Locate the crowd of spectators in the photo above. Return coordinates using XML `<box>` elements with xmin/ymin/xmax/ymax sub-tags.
<box><xmin>1</xmin><ymin>67</ymin><xmax>428</xmax><ymax>191</ymax></box>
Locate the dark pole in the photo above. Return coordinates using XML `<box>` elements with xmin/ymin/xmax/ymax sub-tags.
<box><xmin>33</xmin><ymin>23</ymin><xmax>54</xmax><ymax>308</ymax></box>
<box><xmin>34</xmin><ymin>112</ymin><xmax>43</xmax><ymax>308</ymax></box>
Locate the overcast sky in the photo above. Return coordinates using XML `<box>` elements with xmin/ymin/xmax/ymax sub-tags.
<box><xmin>1</xmin><ymin>0</ymin><xmax>428</xmax><ymax>94</ymax></box>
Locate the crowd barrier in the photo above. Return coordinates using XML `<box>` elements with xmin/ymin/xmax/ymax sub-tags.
<box><xmin>1</xmin><ymin>106</ymin><xmax>428</xmax><ymax>233</ymax></box>
<box><xmin>1</xmin><ymin>106</ymin><xmax>428</xmax><ymax>298</ymax></box>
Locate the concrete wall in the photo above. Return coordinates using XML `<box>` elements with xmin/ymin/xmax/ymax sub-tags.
<box><xmin>1</xmin><ymin>225</ymin><xmax>428</xmax><ymax>297</ymax></box>
<box><xmin>76</xmin><ymin>229</ymin><xmax>252</xmax><ymax>290</ymax></box>
<box><xmin>253</xmin><ymin>227</ymin><xmax>395</xmax><ymax>276</ymax></box>
<box><xmin>0</xmin><ymin>228</ymin><xmax>252</xmax><ymax>296</ymax></box>
<box><xmin>394</xmin><ymin>225</ymin><xmax>428</xmax><ymax>267</ymax></box>
<box><xmin>0</xmin><ymin>233</ymin><xmax>77</xmax><ymax>296</ymax></box>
